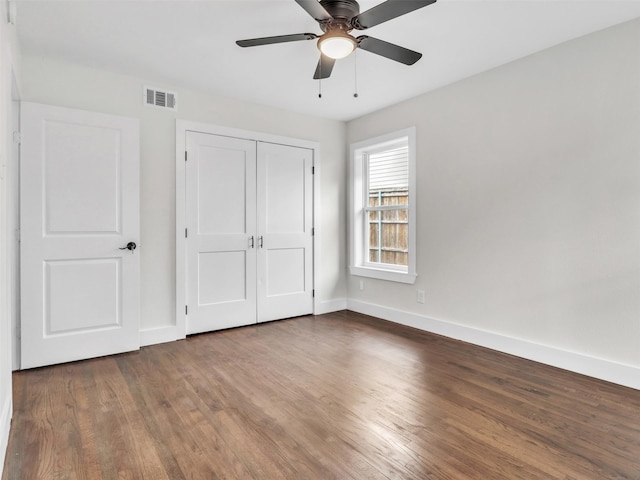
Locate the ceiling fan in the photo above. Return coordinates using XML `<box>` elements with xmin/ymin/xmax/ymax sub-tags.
<box><xmin>236</xmin><ymin>0</ymin><xmax>437</xmax><ymax>80</ymax></box>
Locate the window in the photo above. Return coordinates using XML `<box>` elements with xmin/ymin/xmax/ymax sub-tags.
<box><xmin>350</xmin><ymin>127</ymin><xmax>417</xmax><ymax>284</ymax></box>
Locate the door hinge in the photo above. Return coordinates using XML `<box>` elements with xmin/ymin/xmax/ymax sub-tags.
<box><xmin>312</xmin><ymin>289</ymin><xmax>315</xmax><ymax>298</ymax></box>
<box><xmin>312</xmin><ymin>166</ymin><xmax>315</xmax><ymax>175</ymax></box>
<box><xmin>13</xmin><ymin>132</ymin><xmax>21</xmax><ymax>144</ymax></box>
<box><xmin>312</xmin><ymin>227</ymin><xmax>315</xmax><ymax>236</ymax></box>
<box><xmin>185</xmin><ymin>228</ymin><xmax>188</xmax><ymax>238</ymax></box>
<box><xmin>185</xmin><ymin>151</ymin><xmax>188</xmax><ymax>161</ymax></box>
<box><xmin>185</xmin><ymin>305</ymin><xmax>188</xmax><ymax>315</ymax></box>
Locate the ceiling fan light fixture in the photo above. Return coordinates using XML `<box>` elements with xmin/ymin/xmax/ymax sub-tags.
<box><xmin>318</xmin><ymin>32</ymin><xmax>356</xmax><ymax>60</ymax></box>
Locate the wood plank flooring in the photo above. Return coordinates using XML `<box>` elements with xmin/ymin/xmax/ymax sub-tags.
<box><xmin>3</xmin><ymin>311</ymin><xmax>640</xmax><ymax>479</ymax></box>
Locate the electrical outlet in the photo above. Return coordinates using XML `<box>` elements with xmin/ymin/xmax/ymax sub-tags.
<box><xmin>416</xmin><ymin>289</ymin><xmax>426</xmax><ymax>304</ymax></box>
<box><xmin>359</xmin><ymin>280</ymin><xmax>365</xmax><ymax>291</ymax></box>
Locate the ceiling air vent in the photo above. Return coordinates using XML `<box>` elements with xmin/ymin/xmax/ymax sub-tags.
<box><xmin>143</xmin><ymin>86</ymin><xmax>177</xmax><ymax>111</ymax></box>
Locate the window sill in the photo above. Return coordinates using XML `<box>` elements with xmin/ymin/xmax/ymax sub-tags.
<box><xmin>349</xmin><ymin>266</ymin><xmax>417</xmax><ymax>284</ymax></box>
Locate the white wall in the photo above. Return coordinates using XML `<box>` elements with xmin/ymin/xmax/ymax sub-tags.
<box><xmin>19</xmin><ymin>55</ymin><xmax>348</xmax><ymax>339</ymax></box>
<box><xmin>347</xmin><ymin>19</ymin><xmax>640</xmax><ymax>388</ymax></box>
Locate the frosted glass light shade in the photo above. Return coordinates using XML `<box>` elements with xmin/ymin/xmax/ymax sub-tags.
<box><xmin>318</xmin><ymin>34</ymin><xmax>356</xmax><ymax>59</ymax></box>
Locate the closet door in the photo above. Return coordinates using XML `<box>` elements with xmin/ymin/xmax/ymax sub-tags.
<box><xmin>185</xmin><ymin>132</ymin><xmax>257</xmax><ymax>334</ymax></box>
<box><xmin>257</xmin><ymin>142</ymin><xmax>313</xmax><ymax>323</ymax></box>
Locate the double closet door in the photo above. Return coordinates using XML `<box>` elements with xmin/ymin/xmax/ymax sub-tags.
<box><xmin>185</xmin><ymin>132</ymin><xmax>313</xmax><ymax>334</ymax></box>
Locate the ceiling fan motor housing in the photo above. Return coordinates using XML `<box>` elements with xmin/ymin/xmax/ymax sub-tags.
<box><xmin>319</xmin><ymin>0</ymin><xmax>360</xmax><ymax>31</ymax></box>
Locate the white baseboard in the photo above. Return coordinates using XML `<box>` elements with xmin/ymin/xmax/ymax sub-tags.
<box><xmin>0</xmin><ymin>396</ymin><xmax>12</xmax><ymax>479</ymax></box>
<box><xmin>140</xmin><ymin>298</ymin><xmax>351</xmax><ymax>346</ymax></box>
<box><xmin>347</xmin><ymin>299</ymin><xmax>640</xmax><ymax>391</ymax></box>
<box><xmin>315</xmin><ymin>298</ymin><xmax>348</xmax><ymax>315</ymax></box>
<box><xmin>140</xmin><ymin>325</ymin><xmax>184</xmax><ymax>347</ymax></box>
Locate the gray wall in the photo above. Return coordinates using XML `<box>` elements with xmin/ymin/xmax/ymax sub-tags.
<box><xmin>19</xmin><ymin>56</ymin><xmax>348</xmax><ymax>334</ymax></box>
<box><xmin>347</xmin><ymin>18</ymin><xmax>640</xmax><ymax>372</ymax></box>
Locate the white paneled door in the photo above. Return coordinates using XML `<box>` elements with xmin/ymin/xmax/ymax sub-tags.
<box><xmin>20</xmin><ymin>102</ymin><xmax>140</xmax><ymax>369</ymax></box>
<box><xmin>185</xmin><ymin>132</ymin><xmax>313</xmax><ymax>334</ymax></box>
<box><xmin>257</xmin><ymin>142</ymin><xmax>313</xmax><ymax>323</ymax></box>
<box><xmin>185</xmin><ymin>133</ymin><xmax>258</xmax><ymax>333</ymax></box>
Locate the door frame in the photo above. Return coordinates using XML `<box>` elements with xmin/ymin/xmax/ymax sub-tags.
<box><xmin>8</xmin><ymin>68</ymin><xmax>20</xmax><ymax>371</ymax></box>
<box><xmin>175</xmin><ymin>120</ymin><xmax>320</xmax><ymax>337</ymax></box>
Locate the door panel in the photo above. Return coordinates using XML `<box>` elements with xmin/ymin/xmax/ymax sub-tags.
<box><xmin>44</xmin><ymin>122</ymin><xmax>121</xmax><ymax>233</ymax></box>
<box><xmin>186</xmin><ymin>132</ymin><xmax>257</xmax><ymax>334</ymax></box>
<box><xmin>257</xmin><ymin>142</ymin><xmax>313</xmax><ymax>323</ymax></box>
<box><xmin>198</xmin><ymin>251</ymin><xmax>247</xmax><ymax>304</ymax></box>
<box><xmin>197</xmin><ymin>147</ymin><xmax>248</xmax><ymax>234</ymax></box>
<box><xmin>266</xmin><ymin>248</ymin><xmax>306</xmax><ymax>296</ymax></box>
<box><xmin>45</xmin><ymin>259</ymin><xmax>120</xmax><ymax>334</ymax></box>
<box><xmin>265</xmin><ymin>155</ymin><xmax>306</xmax><ymax>233</ymax></box>
<box><xmin>21</xmin><ymin>102</ymin><xmax>140</xmax><ymax>369</ymax></box>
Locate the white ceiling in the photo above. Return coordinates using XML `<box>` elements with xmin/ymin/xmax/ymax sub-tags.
<box><xmin>15</xmin><ymin>0</ymin><xmax>640</xmax><ymax>121</ymax></box>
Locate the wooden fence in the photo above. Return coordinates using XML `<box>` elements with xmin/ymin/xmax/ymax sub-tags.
<box><xmin>368</xmin><ymin>189</ymin><xmax>408</xmax><ymax>266</ymax></box>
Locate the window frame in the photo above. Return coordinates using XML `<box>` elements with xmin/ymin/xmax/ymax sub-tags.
<box><xmin>349</xmin><ymin>127</ymin><xmax>417</xmax><ymax>284</ymax></box>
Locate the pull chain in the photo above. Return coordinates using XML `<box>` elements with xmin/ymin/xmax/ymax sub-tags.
<box><xmin>318</xmin><ymin>62</ymin><xmax>322</xmax><ymax>99</ymax></box>
<box><xmin>353</xmin><ymin>49</ymin><xmax>359</xmax><ymax>98</ymax></box>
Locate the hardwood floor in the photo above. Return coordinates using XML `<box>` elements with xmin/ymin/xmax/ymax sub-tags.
<box><xmin>3</xmin><ymin>311</ymin><xmax>640</xmax><ymax>479</ymax></box>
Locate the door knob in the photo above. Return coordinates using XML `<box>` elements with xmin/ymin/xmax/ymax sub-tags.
<box><xmin>119</xmin><ymin>241</ymin><xmax>137</xmax><ymax>253</ymax></box>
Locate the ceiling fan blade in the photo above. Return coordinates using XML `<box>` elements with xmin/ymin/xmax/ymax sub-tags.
<box><xmin>236</xmin><ymin>33</ymin><xmax>317</xmax><ymax>48</ymax></box>
<box><xmin>313</xmin><ymin>54</ymin><xmax>336</xmax><ymax>79</ymax></box>
<box><xmin>295</xmin><ymin>0</ymin><xmax>333</xmax><ymax>22</ymax></box>
<box><xmin>357</xmin><ymin>36</ymin><xmax>422</xmax><ymax>65</ymax></box>
<box><xmin>352</xmin><ymin>0</ymin><xmax>436</xmax><ymax>30</ymax></box>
